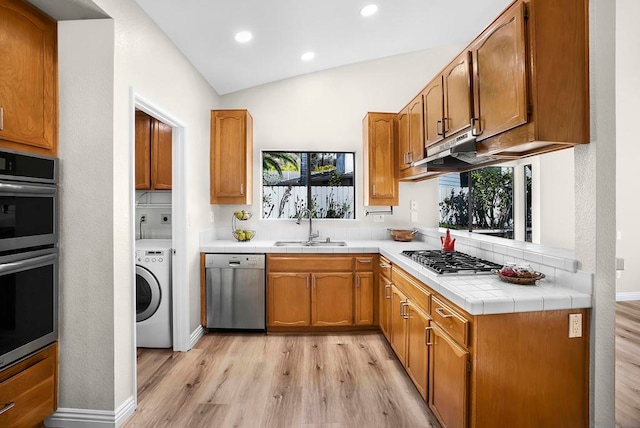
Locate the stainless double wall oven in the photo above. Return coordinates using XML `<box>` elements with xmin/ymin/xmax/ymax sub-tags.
<box><xmin>0</xmin><ymin>149</ymin><xmax>58</xmax><ymax>369</ymax></box>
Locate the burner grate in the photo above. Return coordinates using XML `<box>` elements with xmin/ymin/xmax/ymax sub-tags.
<box><xmin>401</xmin><ymin>250</ymin><xmax>502</xmax><ymax>275</ymax></box>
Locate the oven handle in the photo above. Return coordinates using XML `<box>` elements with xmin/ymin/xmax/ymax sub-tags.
<box><xmin>0</xmin><ymin>182</ymin><xmax>56</xmax><ymax>195</ymax></box>
<box><xmin>0</xmin><ymin>253</ymin><xmax>57</xmax><ymax>275</ymax></box>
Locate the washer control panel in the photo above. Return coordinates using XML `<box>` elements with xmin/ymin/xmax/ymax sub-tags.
<box><xmin>136</xmin><ymin>249</ymin><xmax>169</xmax><ymax>263</ymax></box>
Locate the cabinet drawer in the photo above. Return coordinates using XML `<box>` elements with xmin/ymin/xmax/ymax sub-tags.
<box><xmin>268</xmin><ymin>255</ymin><xmax>353</xmax><ymax>272</ymax></box>
<box><xmin>393</xmin><ymin>267</ymin><xmax>430</xmax><ymax>313</ymax></box>
<box><xmin>355</xmin><ymin>256</ymin><xmax>375</xmax><ymax>271</ymax></box>
<box><xmin>0</xmin><ymin>344</ymin><xmax>57</xmax><ymax>427</ymax></box>
<box><xmin>379</xmin><ymin>256</ymin><xmax>392</xmax><ymax>280</ymax></box>
<box><xmin>430</xmin><ymin>296</ymin><xmax>469</xmax><ymax>346</ymax></box>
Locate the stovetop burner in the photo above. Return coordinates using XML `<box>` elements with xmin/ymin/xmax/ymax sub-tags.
<box><xmin>401</xmin><ymin>250</ymin><xmax>502</xmax><ymax>275</ymax></box>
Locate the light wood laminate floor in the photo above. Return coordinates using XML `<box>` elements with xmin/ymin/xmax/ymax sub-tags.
<box><xmin>125</xmin><ymin>333</ymin><xmax>441</xmax><ymax>428</ymax></box>
<box><xmin>616</xmin><ymin>301</ymin><xmax>640</xmax><ymax>428</ymax></box>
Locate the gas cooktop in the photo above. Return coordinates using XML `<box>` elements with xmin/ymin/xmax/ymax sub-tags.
<box><xmin>401</xmin><ymin>250</ymin><xmax>502</xmax><ymax>275</ymax></box>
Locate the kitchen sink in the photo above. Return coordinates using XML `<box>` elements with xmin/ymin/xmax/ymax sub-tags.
<box><xmin>273</xmin><ymin>240</ymin><xmax>347</xmax><ymax>247</ymax></box>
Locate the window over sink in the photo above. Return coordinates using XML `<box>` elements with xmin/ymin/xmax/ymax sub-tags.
<box><xmin>262</xmin><ymin>151</ymin><xmax>355</xmax><ymax>220</ymax></box>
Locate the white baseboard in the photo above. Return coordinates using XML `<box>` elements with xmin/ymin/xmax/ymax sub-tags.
<box><xmin>46</xmin><ymin>396</ymin><xmax>135</xmax><ymax>428</ymax></box>
<box><xmin>616</xmin><ymin>291</ymin><xmax>640</xmax><ymax>302</ymax></box>
<box><xmin>190</xmin><ymin>324</ymin><xmax>205</xmax><ymax>349</ymax></box>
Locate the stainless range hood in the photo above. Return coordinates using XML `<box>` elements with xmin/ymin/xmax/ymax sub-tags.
<box><xmin>413</xmin><ymin>129</ymin><xmax>494</xmax><ymax>171</ymax></box>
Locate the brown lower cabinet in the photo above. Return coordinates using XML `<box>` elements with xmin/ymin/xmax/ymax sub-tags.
<box><xmin>428</xmin><ymin>323</ymin><xmax>469</xmax><ymax>428</ymax></box>
<box><xmin>383</xmin><ymin>264</ymin><xmax>589</xmax><ymax>428</ymax></box>
<box><xmin>266</xmin><ymin>254</ymin><xmax>377</xmax><ymax>331</ymax></box>
<box><xmin>0</xmin><ymin>342</ymin><xmax>57</xmax><ymax>427</ymax></box>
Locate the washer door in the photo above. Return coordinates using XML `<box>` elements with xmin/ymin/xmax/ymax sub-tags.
<box><xmin>136</xmin><ymin>265</ymin><xmax>161</xmax><ymax>322</ymax></box>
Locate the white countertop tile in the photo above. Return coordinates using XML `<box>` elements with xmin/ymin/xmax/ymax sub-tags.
<box><xmin>200</xmin><ymin>238</ymin><xmax>592</xmax><ymax>315</ymax></box>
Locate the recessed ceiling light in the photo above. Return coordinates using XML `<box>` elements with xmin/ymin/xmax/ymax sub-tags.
<box><xmin>234</xmin><ymin>31</ymin><xmax>253</xmax><ymax>43</ymax></box>
<box><xmin>301</xmin><ymin>51</ymin><xmax>315</xmax><ymax>61</ymax></box>
<box><xmin>360</xmin><ymin>4</ymin><xmax>378</xmax><ymax>17</ymax></box>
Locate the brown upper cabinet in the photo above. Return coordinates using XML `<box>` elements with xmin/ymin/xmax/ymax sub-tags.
<box><xmin>399</xmin><ymin>94</ymin><xmax>425</xmax><ymax>170</ymax></box>
<box><xmin>0</xmin><ymin>0</ymin><xmax>57</xmax><ymax>156</ymax></box>
<box><xmin>394</xmin><ymin>0</ymin><xmax>588</xmax><ymax>180</ymax></box>
<box><xmin>473</xmin><ymin>0</ymin><xmax>589</xmax><ymax>158</ymax></box>
<box><xmin>210</xmin><ymin>110</ymin><xmax>253</xmax><ymax>205</ymax></box>
<box><xmin>135</xmin><ymin>111</ymin><xmax>172</xmax><ymax>190</ymax></box>
<box><xmin>363</xmin><ymin>112</ymin><xmax>398</xmax><ymax>206</ymax></box>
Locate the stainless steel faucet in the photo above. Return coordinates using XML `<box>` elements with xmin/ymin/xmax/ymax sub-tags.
<box><xmin>296</xmin><ymin>208</ymin><xmax>319</xmax><ymax>242</ymax></box>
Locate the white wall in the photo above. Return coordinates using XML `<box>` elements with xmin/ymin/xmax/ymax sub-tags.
<box><xmin>537</xmin><ymin>149</ymin><xmax>575</xmax><ymax>250</ymax></box>
<box><xmin>575</xmin><ymin>0</ymin><xmax>616</xmax><ymax>425</ymax></box>
<box><xmin>218</xmin><ymin>47</ymin><xmax>462</xmax><ymax>233</ymax></box>
<box><xmin>57</xmin><ymin>0</ymin><xmax>221</xmax><ymax>414</ymax></box>
<box><xmin>616</xmin><ymin>0</ymin><xmax>640</xmax><ymax>295</ymax></box>
<box><xmin>58</xmin><ymin>18</ymin><xmax>116</xmax><ymax>411</ymax></box>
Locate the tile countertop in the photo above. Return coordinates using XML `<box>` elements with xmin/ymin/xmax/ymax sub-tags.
<box><xmin>200</xmin><ymin>239</ymin><xmax>592</xmax><ymax>316</ymax></box>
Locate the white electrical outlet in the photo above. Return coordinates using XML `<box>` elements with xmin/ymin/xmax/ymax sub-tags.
<box><xmin>373</xmin><ymin>215</ymin><xmax>384</xmax><ymax>223</ymax></box>
<box><xmin>569</xmin><ymin>314</ymin><xmax>582</xmax><ymax>338</ymax></box>
<box><xmin>410</xmin><ymin>211</ymin><xmax>418</xmax><ymax>223</ymax></box>
<box><xmin>410</xmin><ymin>200</ymin><xmax>417</xmax><ymax>210</ymax></box>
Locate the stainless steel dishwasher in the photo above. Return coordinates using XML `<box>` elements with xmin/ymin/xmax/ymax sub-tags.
<box><xmin>205</xmin><ymin>254</ymin><xmax>266</xmax><ymax>331</ymax></box>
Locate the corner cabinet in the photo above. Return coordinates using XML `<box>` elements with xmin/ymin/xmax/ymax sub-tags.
<box><xmin>363</xmin><ymin>113</ymin><xmax>398</xmax><ymax>206</ymax></box>
<box><xmin>135</xmin><ymin>111</ymin><xmax>172</xmax><ymax>190</ymax></box>
<box><xmin>0</xmin><ymin>0</ymin><xmax>57</xmax><ymax>156</ymax></box>
<box><xmin>210</xmin><ymin>110</ymin><xmax>253</xmax><ymax>205</ymax></box>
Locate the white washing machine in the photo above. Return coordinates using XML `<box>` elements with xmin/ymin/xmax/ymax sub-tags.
<box><xmin>135</xmin><ymin>239</ymin><xmax>172</xmax><ymax>348</ymax></box>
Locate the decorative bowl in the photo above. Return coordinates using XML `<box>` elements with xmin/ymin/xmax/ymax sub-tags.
<box><xmin>389</xmin><ymin>229</ymin><xmax>417</xmax><ymax>242</ymax></box>
<box><xmin>495</xmin><ymin>270</ymin><xmax>545</xmax><ymax>286</ymax></box>
<box><xmin>232</xmin><ymin>229</ymin><xmax>255</xmax><ymax>242</ymax></box>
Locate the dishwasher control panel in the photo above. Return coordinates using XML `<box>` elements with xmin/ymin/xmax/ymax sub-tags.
<box><xmin>205</xmin><ymin>253</ymin><xmax>265</xmax><ymax>269</ymax></box>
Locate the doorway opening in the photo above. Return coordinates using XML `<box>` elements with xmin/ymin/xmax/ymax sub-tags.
<box><xmin>130</xmin><ymin>91</ymin><xmax>190</xmax><ymax>405</ymax></box>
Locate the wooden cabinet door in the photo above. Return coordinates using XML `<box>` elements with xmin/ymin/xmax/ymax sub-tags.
<box><xmin>407</xmin><ymin>94</ymin><xmax>424</xmax><ymax>165</ymax></box>
<box><xmin>312</xmin><ymin>272</ymin><xmax>353</xmax><ymax>326</ymax></box>
<box><xmin>210</xmin><ymin>110</ymin><xmax>253</xmax><ymax>204</ymax></box>
<box><xmin>429</xmin><ymin>323</ymin><xmax>469</xmax><ymax>428</ymax></box>
<box><xmin>355</xmin><ymin>272</ymin><xmax>374</xmax><ymax>325</ymax></box>
<box><xmin>423</xmin><ymin>77</ymin><xmax>444</xmax><ymax>148</ymax></box>
<box><xmin>378</xmin><ymin>275</ymin><xmax>392</xmax><ymax>340</ymax></box>
<box><xmin>471</xmin><ymin>1</ymin><xmax>527</xmax><ymax>141</ymax></box>
<box><xmin>152</xmin><ymin>119</ymin><xmax>172</xmax><ymax>190</ymax></box>
<box><xmin>443</xmin><ymin>51</ymin><xmax>473</xmax><ymax>137</ymax></box>
<box><xmin>0</xmin><ymin>0</ymin><xmax>57</xmax><ymax>156</ymax></box>
<box><xmin>405</xmin><ymin>303</ymin><xmax>430</xmax><ymax>401</ymax></box>
<box><xmin>267</xmin><ymin>273</ymin><xmax>310</xmax><ymax>327</ymax></box>
<box><xmin>397</xmin><ymin>107</ymin><xmax>410</xmax><ymax>171</ymax></box>
<box><xmin>135</xmin><ymin>111</ymin><xmax>152</xmax><ymax>190</ymax></box>
<box><xmin>390</xmin><ymin>285</ymin><xmax>408</xmax><ymax>365</ymax></box>
<box><xmin>363</xmin><ymin>113</ymin><xmax>398</xmax><ymax>206</ymax></box>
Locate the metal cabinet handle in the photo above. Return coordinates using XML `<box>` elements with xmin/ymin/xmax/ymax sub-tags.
<box><xmin>401</xmin><ymin>301</ymin><xmax>409</xmax><ymax>319</ymax></box>
<box><xmin>0</xmin><ymin>107</ymin><xmax>4</xmax><ymax>131</ymax></box>
<box><xmin>306</xmin><ymin>276</ymin><xmax>309</xmax><ymax>289</ymax></box>
<box><xmin>356</xmin><ymin>276</ymin><xmax>360</xmax><ymax>288</ymax></box>
<box><xmin>407</xmin><ymin>152</ymin><xmax>413</xmax><ymax>164</ymax></box>
<box><xmin>435</xmin><ymin>307</ymin><xmax>453</xmax><ymax>318</ymax></box>
<box><xmin>384</xmin><ymin>284</ymin><xmax>391</xmax><ymax>299</ymax></box>
<box><xmin>312</xmin><ymin>276</ymin><xmax>316</xmax><ymax>289</ymax></box>
<box><xmin>372</xmin><ymin>184</ymin><xmax>376</xmax><ymax>196</ymax></box>
<box><xmin>0</xmin><ymin>402</ymin><xmax>15</xmax><ymax>415</ymax></box>
<box><xmin>240</xmin><ymin>183</ymin><xmax>244</xmax><ymax>195</ymax></box>
<box><xmin>436</xmin><ymin>120</ymin><xmax>443</xmax><ymax>136</ymax></box>
<box><xmin>379</xmin><ymin>263</ymin><xmax>391</xmax><ymax>268</ymax></box>
<box><xmin>425</xmin><ymin>326</ymin><xmax>433</xmax><ymax>346</ymax></box>
<box><xmin>357</xmin><ymin>259</ymin><xmax>371</xmax><ymax>264</ymax></box>
<box><xmin>471</xmin><ymin>117</ymin><xmax>481</xmax><ymax>136</ymax></box>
